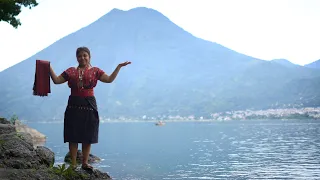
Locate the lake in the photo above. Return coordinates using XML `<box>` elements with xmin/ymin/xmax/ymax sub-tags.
<box><xmin>27</xmin><ymin>119</ymin><xmax>320</xmax><ymax>180</ymax></box>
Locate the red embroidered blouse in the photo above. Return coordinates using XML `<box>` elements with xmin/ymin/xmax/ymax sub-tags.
<box><xmin>61</xmin><ymin>67</ymin><xmax>105</xmax><ymax>96</ymax></box>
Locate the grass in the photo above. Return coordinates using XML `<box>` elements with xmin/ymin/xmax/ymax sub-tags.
<box><xmin>51</xmin><ymin>164</ymin><xmax>88</xmax><ymax>180</ymax></box>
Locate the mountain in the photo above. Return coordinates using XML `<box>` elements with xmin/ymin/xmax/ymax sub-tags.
<box><xmin>271</xmin><ymin>59</ymin><xmax>300</xmax><ymax>68</ymax></box>
<box><xmin>304</xmin><ymin>59</ymin><xmax>320</xmax><ymax>69</ymax></box>
<box><xmin>1</xmin><ymin>7</ymin><xmax>320</xmax><ymax>122</ymax></box>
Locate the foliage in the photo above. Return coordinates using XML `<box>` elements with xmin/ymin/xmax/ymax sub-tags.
<box><xmin>51</xmin><ymin>164</ymin><xmax>88</xmax><ymax>180</ymax></box>
<box><xmin>0</xmin><ymin>0</ymin><xmax>38</xmax><ymax>28</ymax></box>
<box><xmin>9</xmin><ymin>114</ymin><xmax>18</xmax><ymax>124</ymax></box>
<box><xmin>51</xmin><ymin>164</ymin><xmax>76</xmax><ymax>180</ymax></box>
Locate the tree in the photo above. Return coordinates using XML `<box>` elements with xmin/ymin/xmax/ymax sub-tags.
<box><xmin>0</xmin><ymin>0</ymin><xmax>38</xmax><ymax>28</ymax></box>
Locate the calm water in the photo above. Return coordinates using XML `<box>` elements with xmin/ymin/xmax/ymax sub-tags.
<box><xmin>27</xmin><ymin>120</ymin><xmax>320</xmax><ymax>180</ymax></box>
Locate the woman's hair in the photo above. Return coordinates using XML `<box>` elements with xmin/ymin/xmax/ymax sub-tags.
<box><xmin>76</xmin><ymin>47</ymin><xmax>91</xmax><ymax>58</ymax></box>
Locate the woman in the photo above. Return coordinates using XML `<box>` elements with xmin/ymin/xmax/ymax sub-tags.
<box><xmin>49</xmin><ymin>47</ymin><xmax>131</xmax><ymax>170</ymax></box>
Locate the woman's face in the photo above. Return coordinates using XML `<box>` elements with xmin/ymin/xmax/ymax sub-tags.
<box><xmin>77</xmin><ymin>51</ymin><xmax>90</xmax><ymax>67</ymax></box>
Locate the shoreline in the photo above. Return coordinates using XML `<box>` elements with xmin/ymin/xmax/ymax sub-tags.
<box><xmin>14</xmin><ymin>106</ymin><xmax>320</xmax><ymax>124</ymax></box>
<box><xmin>24</xmin><ymin>118</ymin><xmax>320</xmax><ymax>125</ymax></box>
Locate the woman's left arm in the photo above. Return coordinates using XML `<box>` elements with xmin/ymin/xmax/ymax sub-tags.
<box><xmin>100</xmin><ymin>61</ymin><xmax>131</xmax><ymax>83</ymax></box>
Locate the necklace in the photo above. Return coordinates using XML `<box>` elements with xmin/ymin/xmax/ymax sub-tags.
<box><xmin>78</xmin><ymin>67</ymin><xmax>85</xmax><ymax>89</ymax></box>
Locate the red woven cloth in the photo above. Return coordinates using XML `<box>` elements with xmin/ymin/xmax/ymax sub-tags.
<box><xmin>33</xmin><ymin>60</ymin><xmax>51</xmax><ymax>96</ymax></box>
<box><xmin>71</xmin><ymin>88</ymin><xmax>94</xmax><ymax>97</ymax></box>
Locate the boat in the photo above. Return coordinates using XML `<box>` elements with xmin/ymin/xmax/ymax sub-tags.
<box><xmin>155</xmin><ymin>121</ymin><xmax>165</xmax><ymax>126</ymax></box>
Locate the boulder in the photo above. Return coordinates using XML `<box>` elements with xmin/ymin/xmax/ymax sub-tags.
<box><xmin>0</xmin><ymin>124</ymin><xmax>15</xmax><ymax>135</ymax></box>
<box><xmin>0</xmin><ymin>117</ymin><xmax>112</xmax><ymax>179</ymax></box>
<box><xmin>64</xmin><ymin>150</ymin><xmax>101</xmax><ymax>164</ymax></box>
<box><xmin>14</xmin><ymin>120</ymin><xmax>46</xmax><ymax>147</ymax></box>
<box><xmin>36</xmin><ymin>146</ymin><xmax>55</xmax><ymax>167</ymax></box>
<box><xmin>0</xmin><ymin>117</ymin><xmax>10</xmax><ymax>124</ymax></box>
<box><xmin>0</xmin><ymin>132</ymin><xmax>50</xmax><ymax>169</ymax></box>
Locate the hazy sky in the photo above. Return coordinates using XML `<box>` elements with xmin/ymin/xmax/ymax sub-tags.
<box><xmin>0</xmin><ymin>0</ymin><xmax>319</xmax><ymax>71</ymax></box>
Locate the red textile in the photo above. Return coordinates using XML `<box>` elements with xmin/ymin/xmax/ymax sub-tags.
<box><xmin>61</xmin><ymin>67</ymin><xmax>105</xmax><ymax>90</ymax></box>
<box><xmin>33</xmin><ymin>60</ymin><xmax>51</xmax><ymax>96</ymax></box>
<box><xmin>71</xmin><ymin>88</ymin><xmax>94</xmax><ymax>97</ymax></box>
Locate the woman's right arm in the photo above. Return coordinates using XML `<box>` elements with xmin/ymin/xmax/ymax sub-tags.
<box><xmin>50</xmin><ymin>65</ymin><xmax>67</xmax><ymax>84</ymax></box>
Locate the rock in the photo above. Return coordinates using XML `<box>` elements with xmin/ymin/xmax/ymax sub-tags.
<box><xmin>0</xmin><ymin>118</ymin><xmax>10</xmax><ymax>124</ymax></box>
<box><xmin>0</xmin><ymin>117</ymin><xmax>112</xmax><ymax>179</ymax></box>
<box><xmin>0</xmin><ymin>166</ymin><xmax>112</xmax><ymax>180</ymax></box>
<box><xmin>0</xmin><ymin>118</ymin><xmax>15</xmax><ymax>135</ymax></box>
<box><xmin>74</xmin><ymin>168</ymin><xmax>112</xmax><ymax>180</ymax></box>
<box><xmin>36</xmin><ymin>146</ymin><xmax>55</xmax><ymax>167</ymax></box>
<box><xmin>64</xmin><ymin>150</ymin><xmax>101</xmax><ymax>164</ymax></box>
<box><xmin>16</xmin><ymin>132</ymin><xmax>34</xmax><ymax>146</ymax></box>
<box><xmin>14</xmin><ymin>120</ymin><xmax>46</xmax><ymax>147</ymax></box>
<box><xmin>0</xmin><ymin>168</ymin><xmax>64</xmax><ymax>180</ymax></box>
<box><xmin>0</xmin><ymin>132</ymin><xmax>45</xmax><ymax>169</ymax></box>
<box><xmin>0</xmin><ymin>124</ymin><xmax>15</xmax><ymax>135</ymax></box>
<box><xmin>0</xmin><ymin>118</ymin><xmax>46</xmax><ymax>148</ymax></box>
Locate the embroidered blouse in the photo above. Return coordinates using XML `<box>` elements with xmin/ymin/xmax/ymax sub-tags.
<box><xmin>61</xmin><ymin>67</ymin><xmax>105</xmax><ymax>89</ymax></box>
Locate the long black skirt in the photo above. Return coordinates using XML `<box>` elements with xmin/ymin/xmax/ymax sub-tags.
<box><xmin>64</xmin><ymin>96</ymin><xmax>99</xmax><ymax>144</ymax></box>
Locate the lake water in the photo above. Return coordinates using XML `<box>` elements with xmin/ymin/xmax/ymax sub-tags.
<box><xmin>27</xmin><ymin>120</ymin><xmax>320</xmax><ymax>180</ymax></box>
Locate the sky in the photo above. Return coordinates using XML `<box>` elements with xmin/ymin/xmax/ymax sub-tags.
<box><xmin>0</xmin><ymin>0</ymin><xmax>320</xmax><ymax>72</ymax></box>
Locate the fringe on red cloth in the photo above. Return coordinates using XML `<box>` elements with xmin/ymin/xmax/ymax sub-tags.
<box><xmin>33</xmin><ymin>60</ymin><xmax>51</xmax><ymax>96</ymax></box>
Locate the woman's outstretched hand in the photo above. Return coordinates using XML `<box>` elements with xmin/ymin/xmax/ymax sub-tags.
<box><xmin>119</xmin><ymin>61</ymin><xmax>131</xmax><ymax>67</ymax></box>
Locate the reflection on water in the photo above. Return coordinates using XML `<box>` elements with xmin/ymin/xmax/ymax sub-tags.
<box><xmin>30</xmin><ymin>120</ymin><xmax>320</xmax><ymax>180</ymax></box>
<box><xmin>166</xmin><ymin>121</ymin><xmax>320</xmax><ymax>180</ymax></box>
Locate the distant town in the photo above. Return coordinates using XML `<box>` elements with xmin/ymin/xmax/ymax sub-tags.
<box><xmin>100</xmin><ymin>107</ymin><xmax>320</xmax><ymax>122</ymax></box>
<box><xmin>209</xmin><ymin>107</ymin><xmax>320</xmax><ymax>121</ymax></box>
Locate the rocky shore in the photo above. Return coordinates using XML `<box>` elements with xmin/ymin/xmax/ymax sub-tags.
<box><xmin>0</xmin><ymin>117</ymin><xmax>112</xmax><ymax>180</ymax></box>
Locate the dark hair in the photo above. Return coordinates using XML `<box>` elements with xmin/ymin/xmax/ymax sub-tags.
<box><xmin>76</xmin><ymin>47</ymin><xmax>91</xmax><ymax>58</ymax></box>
